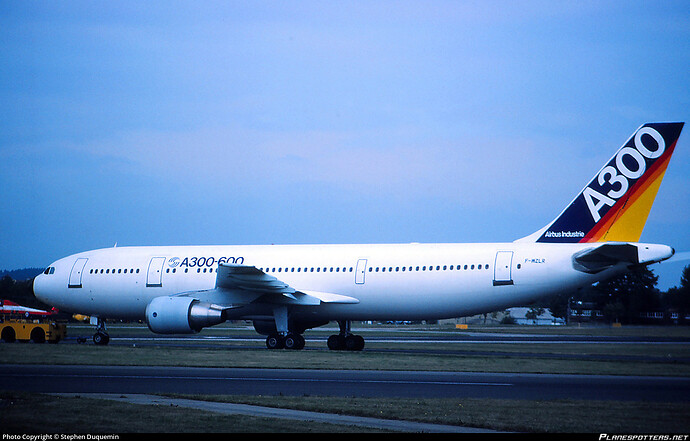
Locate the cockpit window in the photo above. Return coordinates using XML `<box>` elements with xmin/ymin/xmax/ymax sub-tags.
<box><xmin>43</xmin><ymin>267</ymin><xmax>55</xmax><ymax>275</ymax></box>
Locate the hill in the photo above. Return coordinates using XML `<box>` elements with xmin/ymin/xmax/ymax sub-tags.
<box><xmin>0</xmin><ymin>268</ymin><xmax>44</xmax><ymax>281</ymax></box>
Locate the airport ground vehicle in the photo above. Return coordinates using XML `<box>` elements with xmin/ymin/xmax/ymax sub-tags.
<box><xmin>0</xmin><ymin>317</ymin><xmax>66</xmax><ymax>343</ymax></box>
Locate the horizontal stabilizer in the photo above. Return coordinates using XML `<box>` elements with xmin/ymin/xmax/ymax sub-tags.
<box><xmin>573</xmin><ymin>242</ymin><xmax>674</xmax><ymax>274</ymax></box>
<box><xmin>573</xmin><ymin>243</ymin><xmax>638</xmax><ymax>273</ymax></box>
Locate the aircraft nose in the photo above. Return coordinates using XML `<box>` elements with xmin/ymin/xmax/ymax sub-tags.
<box><xmin>33</xmin><ymin>268</ymin><xmax>56</xmax><ymax>306</ymax></box>
<box><xmin>33</xmin><ymin>272</ymin><xmax>47</xmax><ymax>303</ymax></box>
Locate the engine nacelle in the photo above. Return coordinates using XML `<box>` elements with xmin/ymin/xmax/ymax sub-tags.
<box><xmin>146</xmin><ymin>296</ymin><xmax>225</xmax><ymax>334</ymax></box>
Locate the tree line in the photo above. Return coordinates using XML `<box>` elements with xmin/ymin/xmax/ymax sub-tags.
<box><xmin>540</xmin><ymin>264</ymin><xmax>690</xmax><ymax>325</ymax></box>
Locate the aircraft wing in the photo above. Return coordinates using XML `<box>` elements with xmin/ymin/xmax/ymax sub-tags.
<box><xmin>212</xmin><ymin>263</ymin><xmax>359</xmax><ymax>306</ymax></box>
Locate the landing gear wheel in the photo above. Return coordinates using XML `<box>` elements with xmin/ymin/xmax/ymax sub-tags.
<box><xmin>266</xmin><ymin>333</ymin><xmax>284</xmax><ymax>350</ymax></box>
<box><xmin>327</xmin><ymin>320</ymin><xmax>364</xmax><ymax>351</ymax></box>
<box><xmin>345</xmin><ymin>334</ymin><xmax>365</xmax><ymax>351</ymax></box>
<box><xmin>327</xmin><ymin>334</ymin><xmax>345</xmax><ymax>350</ymax></box>
<box><xmin>93</xmin><ymin>332</ymin><xmax>110</xmax><ymax>346</ymax></box>
<box><xmin>327</xmin><ymin>333</ymin><xmax>364</xmax><ymax>351</ymax></box>
<box><xmin>92</xmin><ymin>318</ymin><xmax>110</xmax><ymax>346</ymax></box>
<box><xmin>284</xmin><ymin>333</ymin><xmax>305</xmax><ymax>350</ymax></box>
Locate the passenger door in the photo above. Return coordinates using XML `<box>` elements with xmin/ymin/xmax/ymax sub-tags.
<box><xmin>68</xmin><ymin>258</ymin><xmax>88</xmax><ymax>288</ymax></box>
<box><xmin>146</xmin><ymin>257</ymin><xmax>166</xmax><ymax>287</ymax></box>
<box><xmin>493</xmin><ymin>251</ymin><xmax>514</xmax><ymax>286</ymax></box>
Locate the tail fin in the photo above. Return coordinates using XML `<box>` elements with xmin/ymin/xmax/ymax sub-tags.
<box><xmin>519</xmin><ymin>122</ymin><xmax>684</xmax><ymax>243</ymax></box>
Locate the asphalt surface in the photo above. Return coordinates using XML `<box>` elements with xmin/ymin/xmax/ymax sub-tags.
<box><xmin>2</xmin><ymin>364</ymin><xmax>689</xmax><ymax>402</ymax></box>
<box><xmin>64</xmin><ymin>325</ymin><xmax>690</xmax><ymax>364</ymax></box>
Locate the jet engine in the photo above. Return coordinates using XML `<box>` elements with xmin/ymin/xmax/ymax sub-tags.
<box><xmin>145</xmin><ymin>296</ymin><xmax>225</xmax><ymax>334</ymax></box>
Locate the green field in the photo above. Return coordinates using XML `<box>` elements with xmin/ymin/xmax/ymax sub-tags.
<box><xmin>2</xmin><ymin>322</ymin><xmax>689</xmax><ymax>376</ymax></box>
<box><xmin>1</xmin><ymin>323</ymin><xmax>689</xmax><ymax>433</ymax></box>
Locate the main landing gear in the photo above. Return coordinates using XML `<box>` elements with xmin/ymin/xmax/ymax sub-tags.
<box><xmin>263</xmin><ymin>318</ymin><xmax>365</xmax><ymax>351</ymax></box>
<box><xmin>327</xmin><ymin>320</ymin><xmax>365</xmax><ymax>351</ymax></box>
<box><xmin>264</xmin><ymin>305</ymin><xmax>307</xmax><ymax>350</ymax></box>
<box><xmin>265</xmin><ymin>332</ymin><xmax>306</xmax><ymax>350</ymax></box>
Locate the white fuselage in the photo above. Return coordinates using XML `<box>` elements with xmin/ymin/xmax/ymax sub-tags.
<box><xmin>33</xmin><ymin>242</ymin><xmax>637</xmax><ymax>323</ymax></box>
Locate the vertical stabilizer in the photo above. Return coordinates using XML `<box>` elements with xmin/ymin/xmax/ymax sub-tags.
<box><xmin>518</xmin><ymin>122</ymin><xmax>684</xmax><ymax>243</ymax></box>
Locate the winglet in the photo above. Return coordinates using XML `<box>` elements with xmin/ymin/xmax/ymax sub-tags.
<box><xmin>518</xmin><ymin>122</ymin><xmax>684</xmax><ymax>243</ymax></box>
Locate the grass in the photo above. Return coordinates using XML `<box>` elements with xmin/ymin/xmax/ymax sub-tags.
<box><xmin>1</xmin><ymin>337</ymin><xmax>689</xmax><ymax>376</ymax></box>
<box><xmin>0</xmin><ymin>391</ymin><xmax>375</xmax><ymax>433</ymax></box>
<box><xmin>1</xmin><ymin>392</ymin><xmax>689</xmax><ymax>433</ymax></box>
<box><xmin>193</xmin><ymin>394</ymin><xmax>690</xmax><ymax>433</ymax></box>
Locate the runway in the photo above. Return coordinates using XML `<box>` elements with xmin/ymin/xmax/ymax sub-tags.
<box><xmin>2</xmin><ymin>364</ymin><xmax>689</xmax><ymax>402</ymax></box>
<box><xmin>63</xmin><ymin>326</ymin><xmax>690</xmax><ymax>364</ymax></box>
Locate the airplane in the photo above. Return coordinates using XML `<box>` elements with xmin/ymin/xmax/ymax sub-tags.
<box><xmin>0</xmin><ymin>299</ymin><xmax>58</xmax><ymax>318</ymax></box>
<box><xmin>33</xmin><ymin>122</ymin><xmax>684</xmax><ymax>349</ymax></box>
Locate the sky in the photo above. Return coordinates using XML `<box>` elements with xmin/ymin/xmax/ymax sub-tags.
<box><xmin>1</xmin><ymin>1</ymin><xmax>689</xmax><ymax>291</ymax></box>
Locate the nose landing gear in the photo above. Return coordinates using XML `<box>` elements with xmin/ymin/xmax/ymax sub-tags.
<box><xmin>92</xmin><ymin>317</ymin><xmax>110</xmax><ymax>346</ymax></box>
